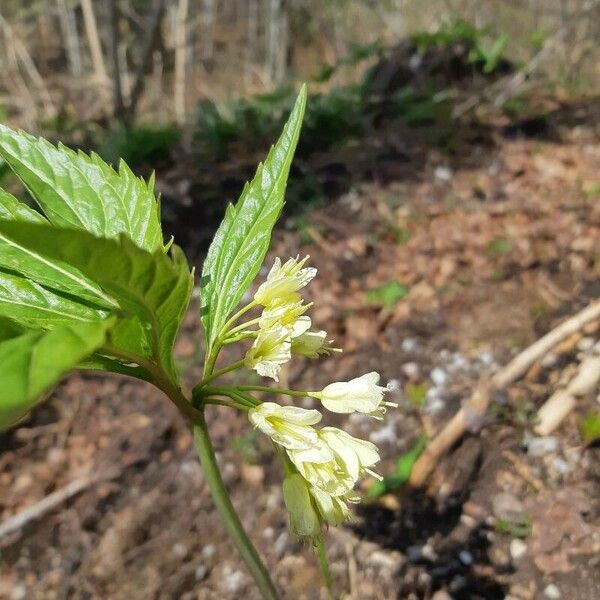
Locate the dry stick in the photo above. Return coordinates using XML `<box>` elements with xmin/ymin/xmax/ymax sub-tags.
<box><xmin>0</xmin><ymin>12</ymin><xmax>55</xmax><ymax>118</ymax></box>
<box><xmin>0</xmin><ymin>470</ymin><xmax>116</xmax><ymax>542</ymax></box>
<box><xmin>173</xmin><ymin>0</ymin><xmax>189</xmax><ymax>124</ymax></box>
<box><xmin>81</xmin><ymin>0</ymin><xmax>110</xmax><ymax>107</ymax></box>
<box><xmin>409</xmin><ymin>299</ymin><xmax>600</xmax><ymax>488</ymax></box>
<box><xmin>536</xmin><ymin>354</ymin><xmax>600</xmax><ymax>436</ymax></box>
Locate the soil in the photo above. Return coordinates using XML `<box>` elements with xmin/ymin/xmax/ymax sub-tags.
<box><xmin>1</xmin><ymin>101</ymin><xmax>599</xmax><ymax>600</ymax></box>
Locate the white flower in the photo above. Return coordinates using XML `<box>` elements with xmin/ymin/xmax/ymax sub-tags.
<box><xmin>310</xmin><ymin>485</ymin><xmax>352</xmax><ymax>527</ymax></box>
<box><xmin>248</xmin><ymin>402</ymin><xmax>321</xmax><ymax>450</ymax></box>
<box><xmin>312</xmin><ymin>372</ymin><xmax>389</xmax><ymax>416</ymax></box>
<box><xmin>259</xmin><ymin>302</ymin><xmax>311</xmax><ymax>337</ymax></box>
<box><xmin>282</xmin><ymin>473</ymin><xmax>322</xmax><ymax>540</ymax></box>
<box><xmin>291</xmin><ymin>329</ymin><xmax>340</xmax><ymax>358</ymax></box>
<box><xmin>244</xmin><ymin>325</ymin><xmax>291</xmax><ymax>381</ymax></box>
<box><xmin>254</xmin><ymin>256</ymin><xmax>316</xmax><ymax>307</ymax></box>
<box><xmin>319</xmin><ymin>427</ymin><xmax>380</xmax><ymax>481</ymax></box>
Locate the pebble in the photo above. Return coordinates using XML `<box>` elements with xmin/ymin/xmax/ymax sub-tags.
<box><xmin>430</xmin><ymin>367</ymin><xmax>448</xmax><ymax>387</ymax></box>
<box><xmin>11</xmin><ymin>585</ymin><xmax>27</xmax><ymax>600</ymax></box>
<box><xmin>262</xmin><ymin>527</ymin><xmax>274</xmax><ymax>540</ymax></box>
<box><xmin>551</xmin><ymin>457</ymin><xmax>570</xmax><ymax>476</ymax></box>
<box><xmin>509</xmin><ymin>539</ymin><xmax>527</xmax><ymax>560</ymax></box>
<box><xmin>201</xmin><ymin>544</ymin><xmax>216</xmax><ymax>559</ymax></box>
<box><xmin>544</xmin><ymin>583</ymin><xmax>562</xmax><ymax>599</ymax></box>
<box><xmin>434</xmin><ymin>166</ymin><xmax>453</xmax><ymax>181</ymax></box>
<box><xmin>386</xmin><ymin>378</ymin><xmax>401</xmax><ymax>392</ymax></box>
<box><xmin>422</xmin><ymin>543</ymin><xmax>438</xmax><ymax>561</ymax></box>
<box><xmin>195</xmin><ymin>565</ymin><xmax>208</xmax><ymax>581</ymax></box>
<box><xmin>541</xmin><ymin>353</ymin><xmax>558</xmax><ymax>368</ymax></box>
<box><xmin>223</xmin><ymin>567</ymin><xmax>246</xmax><ymax>593</ymax></box>
<box><xmin>431</xmin><ymin>591</ymin><xmax>453</xmax><ymax>600</ymax></box>
<box><xmin>369</xmin><ymin>420</ymin><xmax>397</xmax><ymax>445</ymax></box>
<box><xmin>401</xmin><ymin>361</ymin><xmax>420</xmax><ymax>380</ymax></box>
<box><xmin>273</xmin><ymin>531</ymin><xmax>288</xmax><ymax>557</ymax></box>
<box><xmin>401</xmin><ymin>338</ymin><xmax>418</xmax><ymax>352</ymax></box>
<box><xmin>578</xmin><ymin>337</ymin><xmax>595</xmax><ymax>352</ymax></box>
<box><xmin>492</xmin><ymin>492</ymin><xmax>524</xmax><ymax>523</ymax></box>
<box><xmin>526</xmin><ymin>435</ymin><xmax>558</xmax><ymax>457</ymax></box>
<box><xmin>458</xmin><ymin>550</ymin><xmax>473</xmax><ymax>566</ymax></box>
<box><xmin>172</xmin><ymin>543</ymin><xmax>188</xmax><ymax>558</ymax></box>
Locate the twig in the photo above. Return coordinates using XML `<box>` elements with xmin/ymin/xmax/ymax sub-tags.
<box><xmin>409</xmin><ymin>299</ymin><xmax>600</xmax><ymax>487</ymax></box>
<box><xmin>535</xmin><ymin>353</ymin><xmax>600</xmax><ymax>435</ymax></box>
<box><xmin>0</xmin><ymin>470</ymin><xmax>117</xmax><ymax>541</ymax></box>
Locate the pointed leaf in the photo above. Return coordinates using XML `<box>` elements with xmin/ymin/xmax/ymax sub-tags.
<box><xmin>0</xmin><ymin>268</ymin><xmax>109</xmax><ymax>328</ymax></box>
<box><xmin>0</xmin><ymin>318</ymin><xmax>112</xmax><ymax>430</ymax></box>
<box><xmin>0</xmin><ymin>126</ymin><xmax>163</xmax><ymax>251</ymax></box>
<box><xmin>201</xmin><ymin>85</ymin><xmax>307</xmax><ymax>348</ymax></box>
<box><xmin>0</xmin><ymin>221</ymin><xmax>193</xmax><ymax>379</ymax></box>
<box><xmin>0</xmin><ymin>188</ymin><xmax>47</xmax><ymax>223</ymax></box>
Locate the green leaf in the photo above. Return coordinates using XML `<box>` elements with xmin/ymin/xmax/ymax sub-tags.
<box><xmin>201</xmin><ymin>85</ymin><xmax>307</xmax><ymax>348</ymax></box>
<box><xmin>0</xmin><ymin>221</ymin><xmax>192</xmax><ymax>380</ymax></box>
<box><xmin>0</xmin><ymin>318</ymin><xmax>112</xmax><ymax>430</ymax></box>
<box><xmin>579</xmin><ymin>411</ymin><xmax>600</xmax><ymax>444</ymax></box>
<box><xmin>365</xmin><ymin>280</ymin><xmax>409</xmax><ymax>309</ymax></box>
<box><xmin>0</xmin><ymin>188</ymin><xmax>47</xmax><ymax>223</ymax></box>
<box><xmin>0</xmin><ymin>268</ymin><xmax>109</xmax><ymax>328</ymax></box>
<box><xmin>366</xmin><ymin>436</ymin><xmax>427</xmax><ymax>499</ymax></box>
<box><xmin>0</xmin><ymin>125</ymin><xmax>163</xmax><ymax>251</ymax></box>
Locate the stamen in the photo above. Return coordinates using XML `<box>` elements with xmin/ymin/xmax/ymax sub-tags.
<box><xmin>384</xmin><ymin>401</ymin><xmax>399</xmax><ymax>408</ymax></box>
<box><xmin>365</xmin><ymin>468</ymin><xmax>383</xmax><ymax>481</ymax></box>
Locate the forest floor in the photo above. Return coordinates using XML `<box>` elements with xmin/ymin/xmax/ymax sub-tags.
<box><xmin>1</xmin><ymin>100</ymin><xmax>599</xmax><ymax>600</ymax></box>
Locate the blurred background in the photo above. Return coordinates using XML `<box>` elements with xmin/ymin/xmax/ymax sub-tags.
<box><xmin>1</xmin><ymin>2</ymin><xmax>600</xmax><ymax>599</ymax></box>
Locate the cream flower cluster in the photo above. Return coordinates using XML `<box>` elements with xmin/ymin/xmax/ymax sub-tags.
<box><xmin>244</xmin><ymin>256</ymin><xmax>337</xmax><ymax>381</ymax></box>
<box><xmin>249</xmin><ymin>372</ymin><xmax>392</xmax><ymax>540</ymax></box>
<box><xmin>239</xmin><ymin>257</ymin><xmax>395</xmax><ymax>541</ymax></box>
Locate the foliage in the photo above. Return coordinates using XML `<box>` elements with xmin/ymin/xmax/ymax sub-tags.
<box><xmin>97</xmin><ymin>124</ymin><xmax>181</xmax><ymax>168</ymax></box>
<box><xmin>365</xmin><ymin>435</ymin><xmax>427</xmax><ymax>499</ymax></box>
<box><xmin>365</xmin><ymin>280</ymin><xmax>409</xmax><ymax>309</ymax></box>
<box><xmin>579</xmin><ymin>411</ymin><xmax>600</xmax><ymax>444</ymax></box>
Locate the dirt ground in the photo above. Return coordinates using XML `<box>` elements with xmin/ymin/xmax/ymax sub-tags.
<box><xmin>1</xmin><ymin>102</ymin><xmax>599</xmax><ymax>600</ymax></box>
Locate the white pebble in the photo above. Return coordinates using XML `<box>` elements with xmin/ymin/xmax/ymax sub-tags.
<box><xmin>202</xmin><ymin>544</ymin><xmax>216</xmax><ymax>559</ymax></box>
<box><xmin>527</xmin><ymin>436</ymin><xmax>558</xmax><ymax>457</ymax></box>
<box><xmin>369</xmin><ymin>420</ymin><xmax>397</xmax><ymax>445</ymax></box>
<box><xmin>172</xmin><ymin>543</ymin><xmax>188</xmax><ymax>558</ymax></box>
<box><xmin>273</xmin><ymin>531</ymin><xmax>288</xmax><ymax>557</ymax></box>
<box><xmin>551</xmin><ymin>457</ymin><xmax>570</xmax><ymax>476</ymax></box>
<box><xmin>195</xmin><ymin>565</ymin><xmax>208</xmax><ymax>581</ymax></box>
<box><xmin>544</xmin><ymin>583</ymin><xmax>561</xmax><ymax>599</ymax></box>
<box><xmin>459</xmin><ymin>550</ymin><xmax>473</xmax><ymax>566</ymax></box>
<box><xmin>510</xmin><ymin>539</ymin><xmax>527</xmax><ymax>560</ymax></box>
<box><xmin>262</xmin><ymin>527</ymin><xmax>274</xmax><ymax>540</ymax></box>
<box><xmin>401</xmin><ymin>338</ymin><xmax>418</xmax><ymax>352</ymax></box>
<box><xmin>402</xmin><ymin>362</ymin><xmax>420</xmax><ymax>379</ymax></box>
<box><xmin>434</xmin><ymin>166</ymin><xmax>453</xmax><ymax>181</ymax></box>
<box><xmin>430</xmin><ymin>367</ymin><xmax>448</xmax><ymax>387</ymax></box>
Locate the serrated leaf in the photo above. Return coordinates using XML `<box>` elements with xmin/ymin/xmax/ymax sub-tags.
<box><xmin>0</xmin><ymin>318</ymin><xmax>112</xmax><ymax>430</ymax></box>
<box><xmin>201</xmin><ymin>85</ymin><xmax>307</xmax><ymax>348</ymax></box>
<box><xmin>0</xmin><ymin>221</ymin><xmax>193</xmax><ymax>380</ymax></box>
<box><xmin>0</xmin><ymin>188</ymin><xmax>47</xmax><ymax>223</ymax></box>
<box><xmin>0</xmin><ymin>125</ymin><xmax>163</xmax><ymax>251</ymax></box>
<box><xmin>0</xmin><ymin>268</ymin><xmax>109</xmax><ymax>328</ymax></box>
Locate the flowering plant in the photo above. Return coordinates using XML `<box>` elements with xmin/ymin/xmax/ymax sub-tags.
<box><xmin>0</xmin><ymin>86</ymin><xmax>394</xmax><ymax>598</ymax></box>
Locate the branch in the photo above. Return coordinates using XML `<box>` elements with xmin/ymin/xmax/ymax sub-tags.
<box><xmin>409</xmin><ymin>299</ymin><xmax>600</xmax><ymax>488</ymax></box>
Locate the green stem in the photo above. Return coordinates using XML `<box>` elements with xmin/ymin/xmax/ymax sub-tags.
<box><xmin>226</xmin><ymin>317</ymin><xmax>261</xmax><ymax>337</ymax></box>
<box><xmin>218</xmin><ymin>301</ymin><xmax>258</xmax><ymax>339</ymax></box>
<box><xmin>200</xmin><ymin>359</ymin><xmax>245</xmax><ymax>386</ymax></box>
<box><xmin>235</xmin><ymin>385</ymin><xmax>310</xmax><ymax>398</ymax></box>
<box><xmin>315</xmin><ymin>537</ymin><xmax>334</xmax><ymax>599</ymax></box>
<box><xmin>193</xmin><ymin>414</ymin><xmax>279</xmax><ymax>600</ymax></box>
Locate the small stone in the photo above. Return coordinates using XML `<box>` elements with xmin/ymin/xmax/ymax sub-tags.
<box><xmin>11</xmin><ymin>585</ymin><xmax>27</xmax><ymax>600</ymax></box>
<box><xmin>493</xmin><ymin>492</ymin><xmax>524</xmax><ymax>523</ymax></box>
<box><xmin>542</xmin><ymin>353</ymin><xmax>558</xmax><ymax>368</ymax></box>
<box><xmin>527</xmin><ymin>436</ymin><xmax>558</xmax><ymax>457</ymax></box>
<box><xmin>386</xmin><ymin>378</ymin><xmax>401</xmax><ymax>392</ymax></box>
<box><xmin>369</xmin><ymin>420</ymin><xmax>397</xmax><ymax>445</ymax></box>
<box><xmin>458</xmin><ymin>550</ymin><xmax>473</xmax><ymax>566</ymax></box>
<box><xmin>172</xmin><ymin>543</ymin><xmax>188</xmax><ymax>558</ymax></box>
<box><xmin>401</xmin><ymin>338</ymin><xmax>418</xmax><ymax>352</ymax></box>
<box><xmin>430</xmin><ymin>367</ymin><xmax>448</xmax><ymax>387</ymax></box>
<box><xmin>195</xmin><ymin>565</ymin><xmax>208</xmax><ymax>581</ymax></box>
<box><xmin>273</xmin><ymin>532</ymin><xmax>288</xmax><ymax>557</ymax></box>
<box><xmin>201</xmin><ymin>544</ymin><xmax>216</xmax><ymax>559</ymax></box>
<box><xmin>510</xmin><ymin>539</ymin><xmax>527</xmax><ymax>560</ymax></box>
<box><xmin>544</xmin><ymin>583</ymin><xmax>561</xmax><ymax>599</ymax></box>
<box><xmin>551</xmin><ymin>457</ymin><xmax>570</xmax><ymax>476</ymax></box>
<box><xmin>262</xmin><ymin>527</ymin><xmax>274</xmax><ymax>540</ymax></box>
<box><xmin>422</xmin><ymin>543</ymin><xmax>437</xmax><ymax>561</ymax></box>
<box><xmin>578</xmin><ymin>337</ymin><xmax>595</xmax><ymax>352</ymax></box>
<box><xmin>434</xmin><ymin>166</ymin><xmax>453</xmax><ymax>181</ymax></box>
<box><xmin>402</xmin><ymin>361</ymin><xmax>420</xmax><ymax>380</ymax></box>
